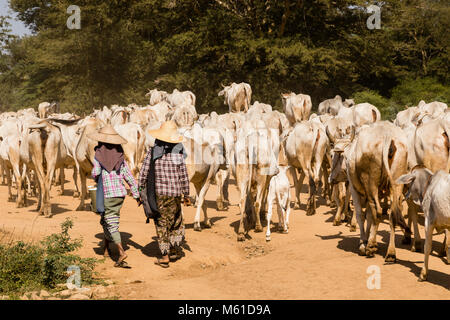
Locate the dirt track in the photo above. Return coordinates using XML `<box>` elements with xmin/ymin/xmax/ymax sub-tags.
<box><xmin>0</xmin><ymin>171</ymin><xmax>448</xmax><ymax>299</ymax></box>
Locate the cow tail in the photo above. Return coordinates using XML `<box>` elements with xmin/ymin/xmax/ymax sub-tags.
<box><xmin>382</xmin><ymin>136</ymin><xmax>394</xmax><ymax>185</ymax></box>
<box><xmin>443</xmin><ymin>121</ymin><xmax>450</xmax><ymax>173</ymax></box>
<box><xmin>246</xmin><ymin>135</ymin><xmax>254</xmax><ymax>225</ymax></box>
<box><xmin>382</xmin><ymin>137</ymin><xmax>409</xmax><ymax>231</ymax></box>
<box><xmin>309</xmin><ymin>126</ymin><xmax>320</xmax><ymax>178</ymax></box>
<box><xmin>136</xmin><ymin>127</ymin><xmax>140</xmax><ymax>172</ymax></box>
<box><xmin>244</xmin><ymin>85</ymin><xmax>251</xmax><ymax>112</ymax></box>
<box><xmin>372</xmin><ymin>109</ymin><xmax>378</xmax><ymax>123</ymax></box>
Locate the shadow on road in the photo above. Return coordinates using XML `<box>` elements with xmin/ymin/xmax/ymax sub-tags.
<box><xmin>395</xmin><ymin>258</ymin><xmax>450</xmax><ymax>291</ymax></box>
<box><xmin>315</xmin><ymin>230</ymin><xmax>450</xmax><ymax>291</ymax></box>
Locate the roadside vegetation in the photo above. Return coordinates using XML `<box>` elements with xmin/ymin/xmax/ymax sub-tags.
<box><xmin>0</xmin><ymin>218</ymin><xmax>99</xmax><ymax>298</ymax></box>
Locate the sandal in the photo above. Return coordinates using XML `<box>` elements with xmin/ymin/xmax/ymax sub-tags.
<box><xmin>114</xmin><ymin>260</ymin><xmax>131</xmax><ymax>268</ymax></box>
<box><xmin>154</xmin><ymin>258</ymin><xmax>169</xmax><ymax>268</ymax></box>
<box><xmin>169</xmin><ymin>249</ymin><xmax>178</xmax><ymax>261</ymax></box>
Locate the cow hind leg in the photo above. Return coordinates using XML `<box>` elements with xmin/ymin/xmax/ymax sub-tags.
<box><xmin>73</xmin><ymin>168</ymin><xmax>80</xmax><ymax>198</ymax></box>
<box><xmin>6</xmin><ymin>169</ymin><xmax>14</xmax><ymax>202</ymax></box>
<box><xmin>193</xmin><ymin>182</ymin><xmax>212</xmax><ymax>231</ymax></box>
<box><xmin>215</xmin><ymin>169</ymin><xmax>228</xmax><ymax>211</ymax></box>
<box><xmin>350</xmin><ymin>184</ymin><xmax>367</xmax><ymax>255</ymax></box>
<box><xmin>365</xmin><ymin>199</ymin><xmax>380</xmax><ymax>258</ymax></box>
<box><xmin>332</xmin><ymin>184</ymin><xmax>344</xmax><ymax>226</ymax></box>
<box><xmin>419</xmin><ymin>219</ymin><xmax>433</xmax><ymax>281</ymax></box>
<box><xmin>439</xmin><ymin>229</ymin><xmax>450</xmax><ymax>264</ymax></box>
<box><xmin>446</xmin><ymin>229</ymin><xmax>450</xmax><ymax>264</ymax></box>
<box><xmin>290</xmin><ymin>167</ymin><xmax>304</xmax><ymax>209</ymax></box>
<box><xmin>237</xmin><ymin>190</ymin><xmax>248</xmax><ymax>241</ymax></box>
<box><xmin>306</xmin><ymin>176</ymin><xmax>316</xmax><ymax>216</ymax></box>
<box><xmin>76</xmin><ymin>171</ymin><xmax>87</xmax><ymax>211</ymax></box>
<box><xmin>384</xmin><ymin>211</ymin><xmax>397</xmax><ymax>263</ymax></box>
<box><xmin>253</xmin><ymin>182</ymin><xmax>267</xmax><ymax>233</ymax></box>
<box><xmin>406</xmin><ymin>200</ymin><xmax>422</xmax><ymax>252</ymax></box>
<box><xmin>265</xmin><ymin>197</ymin><xmax>273</xmax><ymax>241</ymax></box>
<box><xmin>193</xmin><ymin>183</ymin><xmax>202</xmax><ymax>231</ymax></box>
<box><xmin>57</xmin><ymin>168</ymin><xmax>65</xmax><ymax>196</ymax></box>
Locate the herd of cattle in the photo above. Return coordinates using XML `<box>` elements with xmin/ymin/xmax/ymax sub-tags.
<box><xmin>0</xmin><ymin>82</ymin><xmax>449</xmax><ymax>282</ymax></box>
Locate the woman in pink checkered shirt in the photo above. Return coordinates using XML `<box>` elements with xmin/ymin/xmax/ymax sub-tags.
<box><xmin>88</xmin><ymin>125</ymin><xmax>140</xmax><ymax>268</ymax></box>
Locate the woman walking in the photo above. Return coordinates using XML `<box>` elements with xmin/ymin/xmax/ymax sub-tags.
<box><xmin>88</xmin><ymin>124</ymin><xmax>140</xmax><ymax>268</ymax></box>
<box><xmin>139</xmin><ymin>120</ymin><xmax>190</xmax><ymax>268</ymax></box>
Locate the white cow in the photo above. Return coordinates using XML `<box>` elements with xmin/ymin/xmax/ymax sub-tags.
<box><xmin>352</xmin><ymin>103</ymin><xmax>381</xmax><ymax>127</ymax></box>
<box><xmin>318</xmin><ymin>95</ymin><xmax>345</xmax><ymax>116</ymax></box>
<box><xmin>182</xmin><ymin>124</ymin><xmax>227</xmax><ymax>231</ymax></box>
<box><xmin>114</xmin><ymin>122</ymin><xmax>146</xmax><ymax>176</ymax></box>
<box><xmin>281</xmin><ymin>92</ymin><xmax>312</xmax><ymax>126</ymax></box>
<box><xmin>397</xmin><ymin>167</ymin><xmax>450</xmax><ymax>281</ymax></box>
<box><xmin>167</xmin><ymin>89</ymin><xmax>196</xmax><ymax>110</ymax></box>
<box><xmin>218</xmin><ymin>82</ymin><xmax>252</xmax><ymax>113</ymax></box>
<box><xmin>418</xmin><ymin>101</ymin><xmax>447</xmax><ymax>118</ymax></box>
<box><xmin>147</xmin><ymin>101</ymin><xmax>173</xmax><ymax>122</ymax></box>
<box><xmin>146</xmin><ymin>89</ymin><xmax>169</xmax><ymax>106</ymax></box>
<box><xmin>285</xmin><ymin>120</ymin><xmax>329</xmax><ymax>215</ymax></box>
<box><xmin>38</xmin><ymin>102</ymin><xmax>59</xmax><ymax>119</ymax></box>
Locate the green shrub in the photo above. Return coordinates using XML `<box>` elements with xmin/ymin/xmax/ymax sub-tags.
<box><xmin>0</xmin><ymin>218</ymin><xmax>99</xmax><ymax>296</ymax></box>
<box><xmin>0</xmin><ymin>241</ymin><xmax>44</xmax><ymax>294</ymax></box>
<box><xmin>40</xmin><ymin>219</ymin><xmax>98</xmax><ymax>289</ymax></box>
<box><xmin>390</xmin><ymin>77</ymin><xmax>450</xmax><ymax>108</ymax></box>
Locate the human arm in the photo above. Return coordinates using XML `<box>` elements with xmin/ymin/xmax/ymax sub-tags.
<box><xmin>138</xmin><ymin>149</ymin><xmax>152</xmax><ymax>191</ymax></box>
<box><xmin>178</xmin><ymin>157</ymin><xmax>190</xmax><ymax>198</ymax></box>
<box><xmin>92</xmin><ymin>158</ymin><xmax>101</xmax><ymax>180</ymax></box>
<box><xmin>121</xmin><ymin>161</ymin><xmax>140</xmax><ymax>199</ymax></box>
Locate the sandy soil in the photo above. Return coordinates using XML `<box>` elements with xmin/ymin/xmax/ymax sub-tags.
<box><xmin>0</xmin><ymin>170</ymin><xmax>448</xmax><ymax>299</ymax></box>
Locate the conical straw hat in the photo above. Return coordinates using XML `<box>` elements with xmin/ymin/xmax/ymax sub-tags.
<box><xmin>87</xmin><ymin>124</ymin><xmax>128</xmax><ymax>145</ymax></box>
<box><xmin>148</xmin><ymin>120</ymin><xmax>183</xmax><ymax>144</ymax></box>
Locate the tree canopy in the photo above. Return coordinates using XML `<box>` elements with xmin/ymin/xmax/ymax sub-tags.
<box><xmin>0</xmin><ymin>0</ymin><xmax>448</xmax><ymax>118</ymax></box>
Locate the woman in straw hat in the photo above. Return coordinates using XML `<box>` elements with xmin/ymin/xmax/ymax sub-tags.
<box><xmin>138</xmin><ymin>120</ymin><xmax>190</xmax><ymax>268</ymax></box>
<box><xmin>88</xmin><ymin>124</ymin><xmax>141</xmax><ymax>268</ymax></box>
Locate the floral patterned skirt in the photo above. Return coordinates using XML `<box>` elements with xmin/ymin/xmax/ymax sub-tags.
<box><xmin>154</xmin><ymin>195</ymin><xmax>185</xmax><ymax>255</ymax></box>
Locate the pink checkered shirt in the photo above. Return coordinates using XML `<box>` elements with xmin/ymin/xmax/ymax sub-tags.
<box><xmin>138</xmin><ymin>148</ymin><xmax>190</xmax><ymax>197</ymax></box>
<box><xmin>92</xmin><ymin>159</ymin><xmax>139</xmax><ymax>199</ymax></box>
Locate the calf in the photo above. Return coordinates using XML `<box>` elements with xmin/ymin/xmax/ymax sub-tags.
<box><xmin>265</xmin><ymin>165</ymin><xmax>291</xmax><ymax>241</ymax></box>
<box><xmin>397</xmin><ymin>167</ymin><xmax>450</xmax><ymax>281</ymax></box>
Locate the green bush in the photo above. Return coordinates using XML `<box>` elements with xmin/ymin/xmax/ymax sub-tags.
<box><xmin>0</xmin><ymin>218</ymin><xmax>99</xmax><ymax>296</ymax></box>
<box><xmin>0</xmin><ymin>241</ymin><xmax>44</xmax><ymax>294</ymax></box>
<box><xmin>390</xmin><ymin>78</ymin><xmax>450</xmax><ymax>108</ymax></box>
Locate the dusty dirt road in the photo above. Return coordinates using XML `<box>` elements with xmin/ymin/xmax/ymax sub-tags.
<box><xmin>0</xmin><ymin>171</ymin><xmax>448</xmax><ymax>299</ymax></box>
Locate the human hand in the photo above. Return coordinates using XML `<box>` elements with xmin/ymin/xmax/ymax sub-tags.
<box><xmin>136</xmin><ymin>197</ymin><xmax>143</xmax><ymax>206</ymax></box>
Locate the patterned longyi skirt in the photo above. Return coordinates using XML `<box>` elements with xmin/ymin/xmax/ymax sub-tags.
<box><xmin>154</xmin><ymin>195</ymin><xmax>185</xmax><ymax>255</ymax></box>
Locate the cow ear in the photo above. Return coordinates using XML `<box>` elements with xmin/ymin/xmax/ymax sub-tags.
<box><xmin>396</xmin><ymin>174</ymin><xmax>415</xmax><ymax>185</ymax></box>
